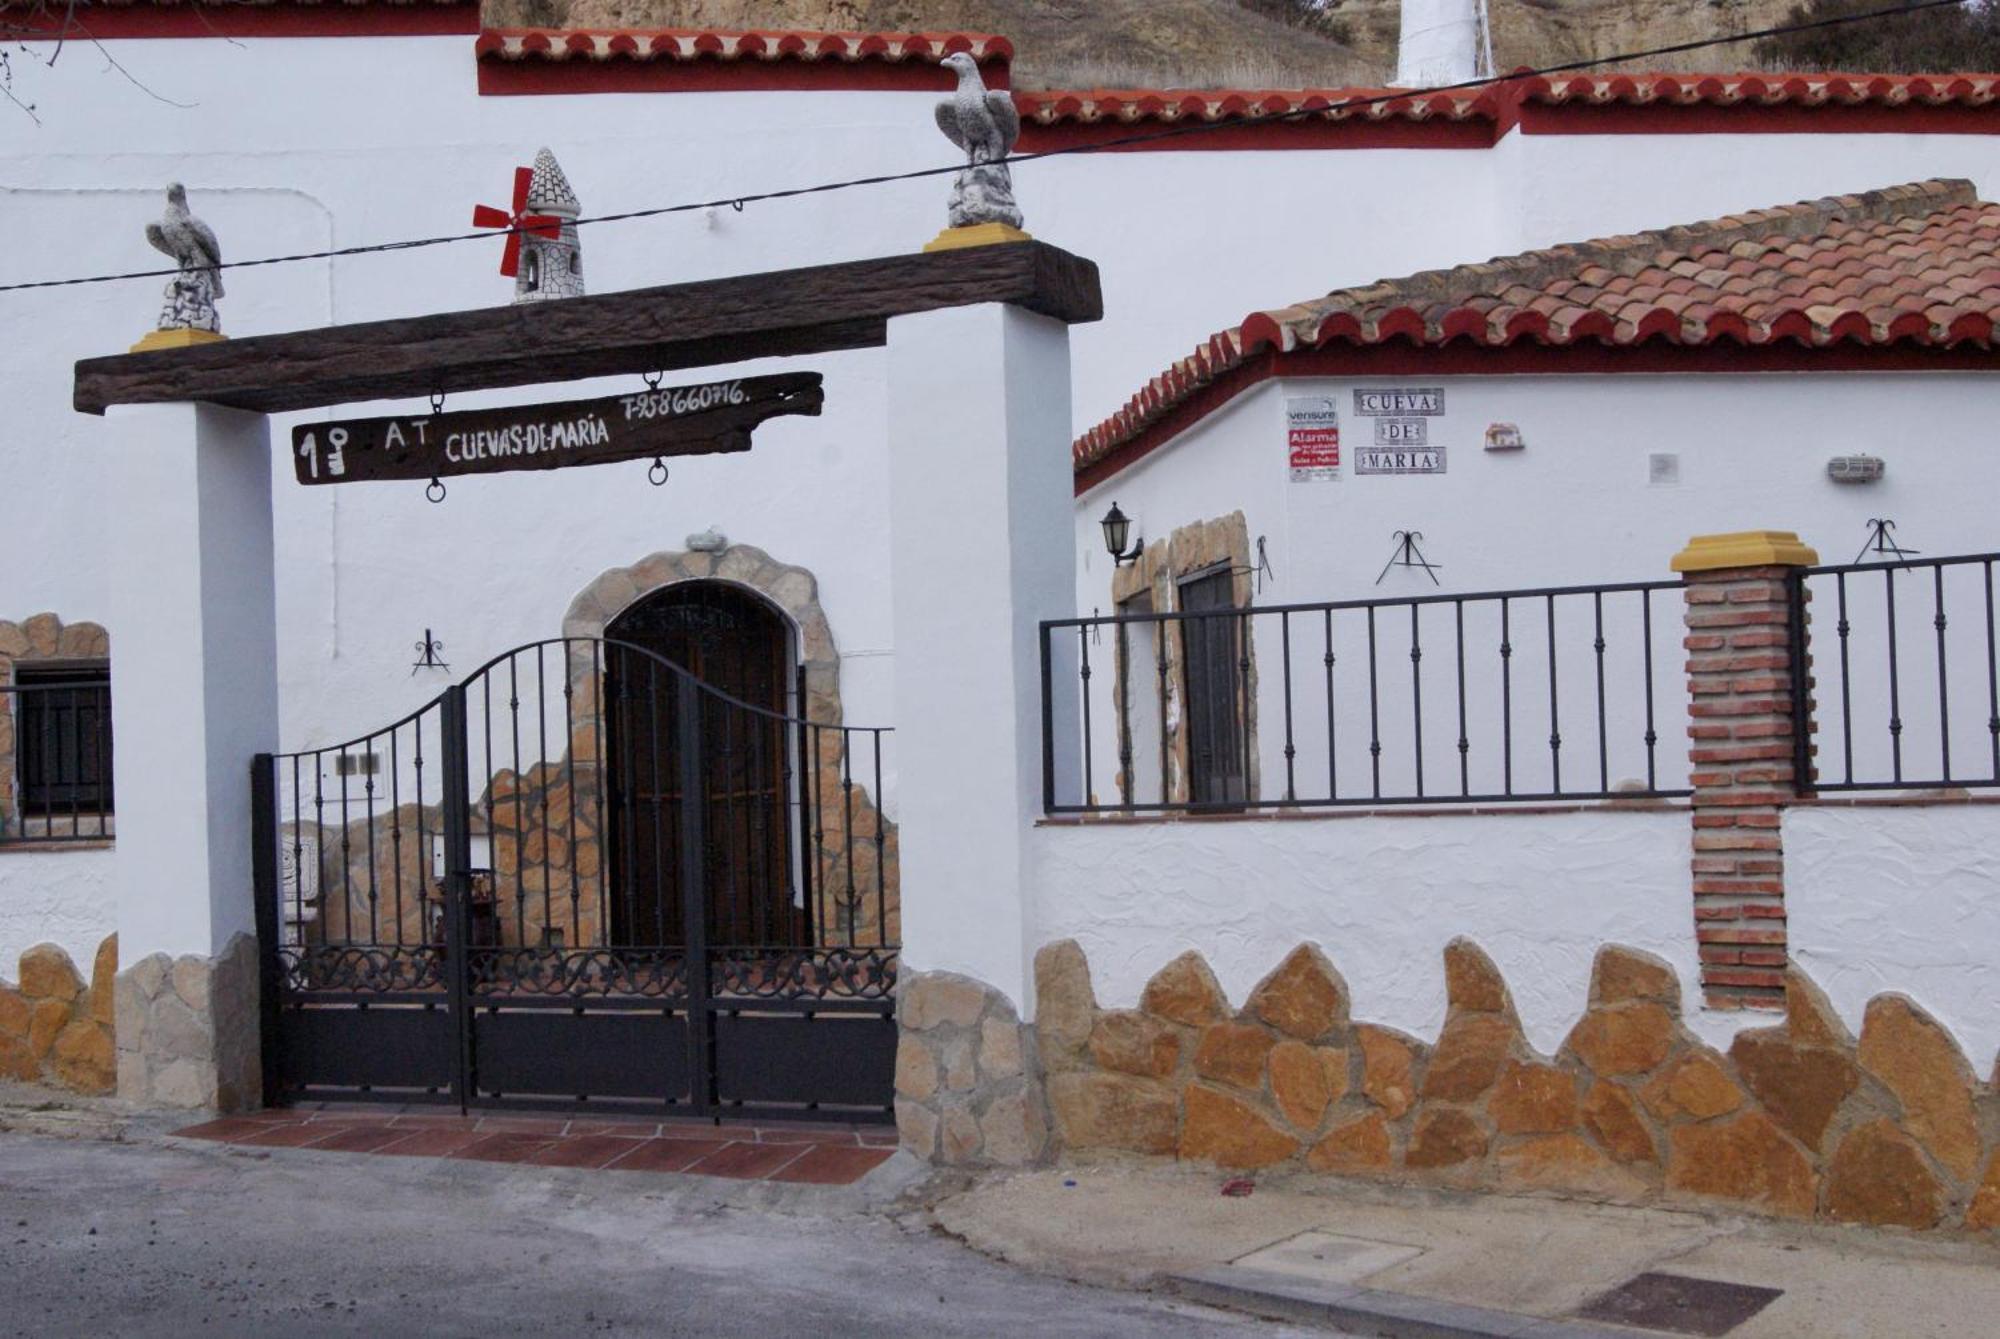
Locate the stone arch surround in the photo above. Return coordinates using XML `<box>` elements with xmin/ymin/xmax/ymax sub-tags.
<box><xmin>561</xmin><ymin>544</ymin><xmax>842</xmax><ymax>722</ymax></box>
<box><xmin>556</xmin><ymin>545</ymin><xmax>898</xmax><ymax>947</ymax></box>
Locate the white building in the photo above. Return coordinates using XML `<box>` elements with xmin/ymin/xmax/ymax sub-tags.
<box><xmin>3</xmin><ymin>2</ymin><xmax>2000</xmax><ymax>1229</ymax></box>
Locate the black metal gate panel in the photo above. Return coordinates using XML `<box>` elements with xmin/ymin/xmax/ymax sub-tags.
<box><xmin>253</xmin><ymin>636</ymin><xmax>898</xmax><ymax>1122</ymax></box>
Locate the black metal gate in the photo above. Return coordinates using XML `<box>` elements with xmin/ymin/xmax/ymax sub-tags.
<box><xmin>251</xmin><ymin>637</ymin><xmax>898</xmax><ymax>1122</ymax></box>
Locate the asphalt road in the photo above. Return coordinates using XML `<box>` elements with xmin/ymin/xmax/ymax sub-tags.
<box><xmin>0</xmin><ymin>1132</ymin><xmax>1324</xmax><ymax>1338</ymax></box>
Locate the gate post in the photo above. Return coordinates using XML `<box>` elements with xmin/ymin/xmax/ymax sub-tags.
<box><xmin>105</xmin><ymin>402</ymin><xmax>277</xmax><ymax>1111</ymax></box>
<box><xmin>885</xmin><ymin>302</ymin><xmax>1079</xmax><ymax>1012</ymax></box>
<box><xmin>1671</xmin><ymin>529</ymin><xmax>1820</xmax><ymax>1012</ymax></box>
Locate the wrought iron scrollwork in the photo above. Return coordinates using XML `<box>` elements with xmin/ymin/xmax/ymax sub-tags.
<box><xmin>280</xmin><ymin>945</ymin><xmax>443</xmax><ymax>993</ymax></box>
<box><xmin>709</xmin><ymin>946</ymin><xmax>899</xmax><ymax>1001</ymax></box>
<box><xmin>465</xmin><ymin>947</ymin><xmax>690</xmax><ymax>999</ymax></box>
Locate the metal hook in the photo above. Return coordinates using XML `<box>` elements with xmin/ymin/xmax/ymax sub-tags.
<box><xmin>643</xmin><ymin>371</ymin><xmax>663</xmax><ymax>390</ymax></box>
<box><xmin>430</xmin><ymin>388</ymin><xmax>446</xmax><ymax>415</ymax></box>
<box><xmin>425</xmin><ymin>477</ymin><xmax>447</xmax><ymax>504</ymax></box>
<box><xmin>730</xmin><ymin>199</ymin><xmax>746</xmax><ymax>213</ymax></box>
<box><xmin>647</xmin><ymin>458</ymin><xmax>669</xmax><ymax>487</ymax></box>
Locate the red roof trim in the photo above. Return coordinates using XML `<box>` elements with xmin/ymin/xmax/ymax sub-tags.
<box><xmin>5</xmin><ymin>1</ymin><xmax>477</xmax><ymax>40</ymax></box>
<box><xmin>1074</xmin><ymin>339</ymin><xmax>2000</xmax><ymax>496</ymax></box>
<box><xmin>476</xmin><ymin>27</ymin><xmax>1011</xmax><ymax>96</ymax></box>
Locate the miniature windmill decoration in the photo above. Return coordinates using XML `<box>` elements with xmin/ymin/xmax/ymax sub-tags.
<box><xmin>472</xmin><ymin>148</ymin><xmax>584</xmax><ymax>302</ymax></box>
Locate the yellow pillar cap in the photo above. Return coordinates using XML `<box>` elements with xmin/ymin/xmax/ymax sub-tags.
<box><xmin>129</xmin><ymin>328</ymin><xmax>227</xmax><ymax>353</ymax></box>
<box><xmin>921</xmin><ymin>222</ymin><xmax>1034</xmax><ymax>253</ymax></box>
<box><xmin>1670</xmin><ymin>530</ymin><xmax>1820</xmax><ymax>573</ymax></box>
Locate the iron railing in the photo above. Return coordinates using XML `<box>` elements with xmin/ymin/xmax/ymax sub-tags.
<box><xmin>0</xmin><ymin>679</ymin><xmax>113</xmax><ymax>844</ymax></box>
<box><xmin>1797</xmin><ymin>552</ymin><xmax>2000</xmax><ymax>793</ymax></box>
<box><xmin>1041</xmin><ymin>578</ymin><xmax>1689</xmax><ymax>815</ymax></box>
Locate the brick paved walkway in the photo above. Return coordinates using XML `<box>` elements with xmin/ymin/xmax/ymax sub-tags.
<box><xmin>172</xmin><ymin>1106</ymin><xmax>898</xmax><ymax>1185</ymax></box>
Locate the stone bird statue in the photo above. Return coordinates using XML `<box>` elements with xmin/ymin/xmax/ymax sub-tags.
<box><xmin>933</xmin><ymin>51</ymin><xmax>1025</xmax><ymax>230</ymax></box>
<box><xmin>144</xmin><ymin>182</ymin><xmax>224</xmax><ymax>333</ymax></box>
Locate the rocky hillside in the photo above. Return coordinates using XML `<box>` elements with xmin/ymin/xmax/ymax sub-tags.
<box><xmin>484</xmin><ymin>1</ymin><xmax>1811</xmax><ymax>88</ymax></box>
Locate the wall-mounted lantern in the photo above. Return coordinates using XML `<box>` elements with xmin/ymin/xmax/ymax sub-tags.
<box><xmin>1100</xmin><ymin>501</ymin><xmax>1143</xmax><ymax>567</ymax></box>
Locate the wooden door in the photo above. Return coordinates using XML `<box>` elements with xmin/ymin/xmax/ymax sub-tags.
<box><xmin>605</xmin><ymin>583</ymin><xmax>802</xmax><ymax>948</ymax></box>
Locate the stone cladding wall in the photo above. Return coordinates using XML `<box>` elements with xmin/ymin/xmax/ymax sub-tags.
<box><xmin>894</xmin><ymin>970</ymin><xmax>1052</xmax><ymax>1168</ymax></box>
<box><xmin>1031</xmin><ymin>936</ymin><xmax>2000</xmax><ymax>1232</ymax></box>
<box><xmin>0</xmin><ymin>934</ymin><xmax>116</xmax><ymax>1093</ymax></box>
<box><xmin>115</xmin><ymin>933</ymin><xmax>260</xmax><ymax>1110</ymax></box>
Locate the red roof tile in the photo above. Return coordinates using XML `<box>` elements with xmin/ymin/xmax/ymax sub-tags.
<box><xmin>1074</xmin><ymin>180</ymin><xmax>2000</xmax><ymax>478</ymax></box>
<box><xmin>1518</xmin><ymin>71</ymin><xmax>2000</xmax><ymax>108</ymax></box>
<box><xmin>1014</xmin><ymin>86</ymin><xmax>1500</xmax><ymax>128</ymax></box>
<box><xmin>475</xmin><ymin>27</ymin><xmax>1012</xmax><ymax>68</ymax></box>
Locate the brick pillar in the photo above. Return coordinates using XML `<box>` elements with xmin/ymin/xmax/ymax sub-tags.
<box><xmin>1670</xmin><ymin>530</ymin><xmax>1819</xmax><ymax>1012</ymax></box>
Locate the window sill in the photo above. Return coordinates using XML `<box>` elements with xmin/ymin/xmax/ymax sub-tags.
<box><xmin>0</xmin><ymin>838</ymin><xmax>115</xmax><ymax>853</ymax></box>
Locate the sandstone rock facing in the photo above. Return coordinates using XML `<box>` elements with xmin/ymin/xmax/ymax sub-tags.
<box><xmin>1729</xmin><ymin>1029</ymin><xmax>1857</xmax><ymax>1153</ymax></box>
<box><xmin>1421</xmin><ymin>1014</ymin><xmax>1516</xmax><ymax>1103</ymax></box>
<box><xmin>1193</xmin><ymin>1021</ymin><xmax>1276</xmax><ymax>1090</ymax></box>
<box><xmin>1180</xmin><ymin>1084</ymin><xmax>1299</xmax><ymax>1169</ymax></box>
<box><xmin>1032</xmin><ymin>940</ymin><xmax>1097</xmax><ymax>1066</ymax></box>
<box><xmin>0</xmin><ymin>938</ymin><xmax>117</xmax><ymax>1096</ymax></box>
<box><xmin>1406</xmin><ymin>1107</ymin><xmax>1488</xmax><ymax>1169</ymax></box>
<box><xmin>1825</xmin><ymin>1119</ymin><xmax>1944</xmax><ymax>1229</ymax></box>
<box><xmin>1582</xmin><ymin>1081</ymin><xmax>1658</xmax><ymax>1165</ymax></box>
<box><xmin>1309</xmin><ymin>1112</ymin><xmax>1392</xmax><ymax>1172</ymax></box>
<box><xmin>1356</xmin><ymin>1025</ymin><xmax>1421</xmax><ymax>1118</ymax></box>
<box><xmin>1011</xmin><ymin>937</ymin><xmax>1994</xmax><ymax>1234</ymax></box>
<box><xmin>1591</xmin><ymin>946</ymin><xmax>1681</xmax><ymax>1009</ymax></box>
<box><xmin>1857</xmin><ymin>996</ymin><xmax>1982</xmax><ymax>1182</ymax></box>
<box><xmin>1247</xmin><ymin>945</ymin><xmax>1346</xmax><ymax>1040</ymax></box>
<box><xmin>1443</xmin><ymin>939</ymin><xmax>1512</xmax><ymax>1015</ymax></box>
<box><xmin>1140</xmin><ymin>950</ymin><xmax>1230</xmax><ymax>1027</ymax></box>
<box><xmin>1566</xmin><ymin>1003</ymin><xmax>1675</xmax><ymax>1077</ymax></box>
<box><xmin>1667</xmin><ymin>1111</ymin><xmax>1816</xmax><ymax>1217</ymax></box>
<box><xmin>1088</xmin><ymin>1009</ymin><xmax>1178</xmax><ymax>1078</ymax></box>
<box><xmin>1639</xmin><ymin>1051</ymin><xmax>1743</xmax><ymax>1123</ymax></box>
<box><xmin>1489</xmin><ymin>1061</ymin><xmax>1578</xmax><ymax>1135</ymax></box>
<box><xmin>1268</xmin><ymin>1040</ymin><xmax>1338</xmax><ymax>1130</ymax></box>
<box><xmin>1048</xmin><ymin>1071</ymin><xmax>1177</xmax><ymax>1154</ymax></box>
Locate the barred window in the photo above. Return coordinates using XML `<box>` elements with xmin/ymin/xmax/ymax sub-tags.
<box><xmin>13</xmin><ymin>664</ymin><xmax>113</xmax><ymax>818</ymax></box>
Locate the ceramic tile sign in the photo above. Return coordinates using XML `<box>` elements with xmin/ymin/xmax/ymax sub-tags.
<box><xmin>1287</xmin><ymin>395</ymin><xmax>1342</xmax><ymax>482</ymax></box>
<box><xmin>1353</xmin><ymin>386</ymin><xmax>1447</xmax><ymax>475</ymax></box>
<box><xmin>289</xmin><ymin>371</ymin><xmax>823</xmax><ymax>486</ymax></box>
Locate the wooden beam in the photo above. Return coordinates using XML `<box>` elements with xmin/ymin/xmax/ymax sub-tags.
<box><xmin>74</xmin><ymin>241</ymin><xmax>1102</xmax><ymax>416</ymax></box>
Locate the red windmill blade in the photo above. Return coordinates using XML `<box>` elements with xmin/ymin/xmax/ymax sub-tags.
<box><xmin>472</xmin><ymin>166</ymin><xmax>563</xmax><ymax>278</ymax></box>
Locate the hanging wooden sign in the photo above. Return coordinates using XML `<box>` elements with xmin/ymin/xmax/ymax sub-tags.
<box><xmin>289</xmin><ymin>371</ymin><xmax>822</xmax><ymax>486</ymax></box>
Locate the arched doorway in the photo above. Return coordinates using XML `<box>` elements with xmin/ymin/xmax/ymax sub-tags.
<box><xmin>604</xmin><ymin>581</ymin><xmax>806</xmax><ymax>948</ymax></box>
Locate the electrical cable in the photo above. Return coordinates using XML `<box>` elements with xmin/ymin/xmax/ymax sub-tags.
<box><xmin>0</xmin><ymin>0</ymin><xmax>1974</xmax><ymax>295</ymax></box>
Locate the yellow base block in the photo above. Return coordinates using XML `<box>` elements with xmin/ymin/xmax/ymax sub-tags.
<box><xmin>129</xmin><ymin>328</ymin><xmax>227</xmax><ymax>353</ymax></box>
<box><xmin>1670</xmin><ymin>530</ymin><xmax>1820</xmax><ymax>572</ymax></box>
<box><xmin>922</xmin><ymin>223</ymin><xmax>1034</xmax><ymax>253</ymax></box>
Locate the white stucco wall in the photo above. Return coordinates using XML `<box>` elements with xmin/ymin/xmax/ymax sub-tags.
<box><xmin>1029</xmin><ymin>807</ymin><xmax>1731</xmax><ymax>1054</ymax></box>
<box><xmin>1788</xmin><ymin>803</ymin><xmax>2000</xmax><ymax>1073</ymax></box>
<box><xmin>1072</xmin><ymin>371</ymin><xmax>2000</xmax><ymax>807</ymax></box>
<box><xmin>8</xmin><ymin>30</ymin><xmax>2000</xmax><ymax>1001</ymax></box>
<box><xmin>0</xmin><ymin>850</ymin><xmax>116</xmax><ymax>980</ymax></box>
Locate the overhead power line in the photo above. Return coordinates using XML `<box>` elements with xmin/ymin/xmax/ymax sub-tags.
<box><xmin>0</xmin><ymin>0</ymin><xmax>1975</xmax><ymax>296</ymax></box>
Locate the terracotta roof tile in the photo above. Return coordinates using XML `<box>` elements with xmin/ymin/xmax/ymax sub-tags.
<box><xmin>1076</xmin><ymin>179</ymin><xmax>2000</xmax><ymax>477</ymax></box>
<box><xmin>475</xmin><ymin>27</ymin><xmax>1011</xmax><ymax>68</ymax></box>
